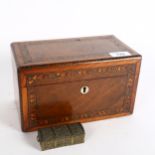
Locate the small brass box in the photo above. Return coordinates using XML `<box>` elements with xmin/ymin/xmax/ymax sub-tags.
<box><xmin>37</xmin><ymin>123</ymin><xmax>85</xmax><ymax>150</ymax></box>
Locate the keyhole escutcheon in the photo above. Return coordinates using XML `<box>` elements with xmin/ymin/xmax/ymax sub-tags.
<box><xmin>80</xmin><ymin>86</ymin><xmax>89</xmax><ymax>94</ymax></box>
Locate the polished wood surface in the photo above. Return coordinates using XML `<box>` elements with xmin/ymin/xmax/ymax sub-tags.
<box><xmin>11</xmin><ymin>35</ymin><xmax>140</xmax><ymax>67</ymax></box>
<box><xmin>11</xmin><ymin>35</ymin><xmax>142</xmax><ymax>132</ymax></box>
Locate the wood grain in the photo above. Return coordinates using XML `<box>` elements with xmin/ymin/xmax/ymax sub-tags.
<box><xmin>11</xmin><ymin>35</ymin><xmax>142</xmax><ymax>132</ymax></box>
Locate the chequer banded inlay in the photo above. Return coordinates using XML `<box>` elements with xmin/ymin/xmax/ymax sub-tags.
<box><xmin>27</xmin><ymin>64</ymin><xmax>136</xmax><ymax>128</ymax></box>
<box><xmin>26</xmin><ymin>65</ymin><xmax>130</xmax><ymax>86</ymax></box>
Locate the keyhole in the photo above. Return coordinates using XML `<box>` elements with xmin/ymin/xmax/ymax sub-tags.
<box><xmin>80</xmin><ymin>86</ymin><xmax>89</xmax><ymax>94</ymax></box>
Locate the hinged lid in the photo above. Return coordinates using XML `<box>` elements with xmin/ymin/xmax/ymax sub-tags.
<box><xmin>11</xmin><ymin>35</ymin><xmax>140</xmax><ymax>68</ymax></box>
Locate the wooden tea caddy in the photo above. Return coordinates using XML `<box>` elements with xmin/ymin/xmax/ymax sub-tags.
<box><xmin>11</xmin><ymin>35</ymin><xmax>141</xmax><ymax>132</ymax></box>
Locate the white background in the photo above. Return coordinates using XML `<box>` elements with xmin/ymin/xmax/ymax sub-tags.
<box><xmin>0</xmin><ymin>0</ymin><xmax>155</xmax><ymax>155</ymax></box>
